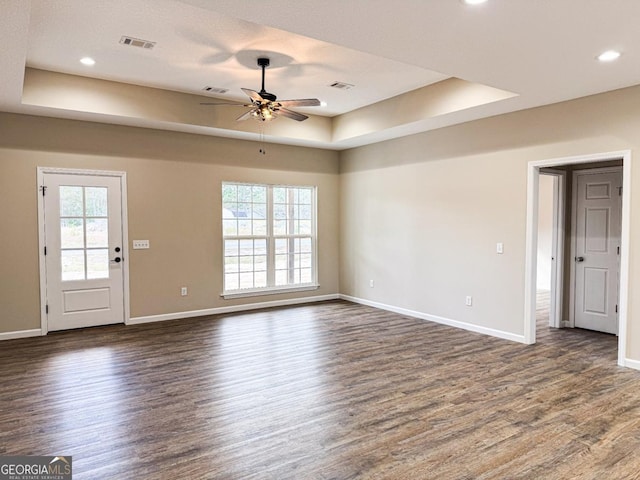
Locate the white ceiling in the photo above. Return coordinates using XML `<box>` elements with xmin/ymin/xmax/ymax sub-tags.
<box><xmin>3</xmin><ymin>0</ymin><xmax>640</xmax><ymax>149</ymax></box>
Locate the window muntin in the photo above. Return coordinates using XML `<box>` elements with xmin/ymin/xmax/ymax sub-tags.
<box><xmin>222</xmin><ymin>182</ymin><xmax>316</xmax><ymax>295</ymax></box>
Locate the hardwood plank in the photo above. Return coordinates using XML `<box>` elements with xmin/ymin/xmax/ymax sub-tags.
<box><xmin>1</xmin><ymin>299</ymin><xmax>639</xmax><ymax>479</ymax></box>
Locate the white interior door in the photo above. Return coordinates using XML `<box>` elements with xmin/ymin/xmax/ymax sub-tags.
<box><xmin>573</xmin><ymin>168</ymin><xmax>622</xmax><ymax>334</ymax></box>
<box><xmin>42</xmin><ymin>172</ymin><xmax>125</xmax><ymax>331</ymax></box>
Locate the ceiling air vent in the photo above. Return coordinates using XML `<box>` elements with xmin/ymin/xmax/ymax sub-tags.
<box><xmin>119</xmin><ymin>36</ymin><xmax>156</xmax><ymax>49</ymax></box>
<box><xmin>202</xmin><ymin>86</ymin><xmax>229</xmax><ymax>94</ymax></box>
<box><xmin>329</xmin><ymin>81</ymin><xmax>355</xmax><ymax>90</ymax></box>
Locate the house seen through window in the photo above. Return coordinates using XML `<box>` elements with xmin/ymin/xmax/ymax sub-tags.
<box><xmin>222</xmin><ymin>182</ymin><xmax>317</xmax><ymax>295</ymax></box>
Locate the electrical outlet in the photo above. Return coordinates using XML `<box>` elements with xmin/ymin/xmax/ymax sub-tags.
<box><xmin>465</xmin><ymin>296</ymin><xmax>473</xmax><ymax>307</ymax></box>
<box><xmin>181</xmin><ymin>287</ymin><xmax>188</xmax><ymax>296</ymax></box>
<box><xmin>369</xmin><ymin>279</ymin><xmax>375</xmax><ymax>288</ymax></box>
<box><xmin>496</xmin><ymin>242</ymin><xmax>504</xmax><ymax>254</ymax></box>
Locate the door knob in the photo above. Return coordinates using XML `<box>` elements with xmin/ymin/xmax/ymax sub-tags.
<box><xmin>113</xmin><ymin>257</ymin><xmax>121</xmax><ymax>263</ymax></box>
<box><xmin>575</xmin><ymin>256</ymin><xmax>585</xmax><ymax>262</ymax></box>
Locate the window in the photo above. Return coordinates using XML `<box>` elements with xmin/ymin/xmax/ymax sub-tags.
<box><xmin>222</xmin><ymin>182</ymin><xmax>317</xmax><ymax>297</ymax></box>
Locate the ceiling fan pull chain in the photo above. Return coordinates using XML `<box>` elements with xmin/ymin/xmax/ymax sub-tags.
<box><xmin>259</xmin><ymin>124</ymin><xmax>266</xmax><ymax>155</ymax></box>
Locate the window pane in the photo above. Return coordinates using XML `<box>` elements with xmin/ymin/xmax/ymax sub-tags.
<box><xmin>239</xmin><ymin>239</ymin><xmax>254</xmax><ymax>256</ymax></box>
<box><xmin>301</xmin><ymin>269</ymin><xmax>312</xmax><ymax>283</ymax></box>
<box><xmin>275</xmin><ymin>270</ymin><xmax>287</xmax><ymax>286</ymax></box>
<box><xmin>224</xmin><ymin>240</ymin><xmax>239</xmax><ymax>257</ymax></box>
<box><xmin>299</xmin><ymin>189</ymin><xmax>311</xmax><ymax>204</ymax></box>
<box><xmin>223</xmin><ymin>219</ymin><xmax>238</xmax><ymax>236</ymax></box>
<box><xmin>222</xmin><ymin>184</ymin><xmax>237</xmax><ymax>203</ymax></box>
<box><xmin>253</xmin><ymin>220</ymin><xmax>267</xmax><ymax>235</ymax></box>
<box><xmin>298</xmin><ymin>220</ymin><xmax>312</xmax><ymax>235</ymax></box>
<box><xmin>86</xmin><ymin>218</ymin><xmax>108</xmax><ymax>248</ymax></box>
<box><xmin>223</xmin><ymin>204</ymin><xmax>237</xmax><ymax>219</ymax></box>
<box><xmin>238</xmin><ymin>219</ymin><xmax>252</xmax><ymax>235</ymax></box>
<box><xmin>60</xmin><ymin>218</ymin><xmax>84</xmax><ymax>249</ymax></box>
<box><xmin>273</xmin><ymin>220</ymin><xmax>287</xmax><ymax>236</ymax></box>
<box><xmin>225</xmin><ymin>256</ymin><xmax>239</xmax><ymax>273</ymax></box>
<box><xmin>61</xmin><ymin>250</ymin><xmax>85</xmax><ymax>281</ymax></box>
<box><xmin>254</xmin><ymin>239</ymin><xmax>267</xmax><ymax>256</ymax></box>
<box><xmin>60</xmin><ymin>186</ymin><xmax>83</xmax><ymax>217</ymax></box>
<box><xmin>225</xmin><ymin>273</ymin><xmax>239</xmax><ymax>290</ymax></box>
<box><xmin>238</xmin><ymin>185</ymin><xmax>252</xmax><ymax>202</ymax></box>
<box><xmin>239</xmin><ymin>256</ymin><xmax>253</xmax><ymax>272</ymax></box>
<box><xmin>273</xmin><ymin>187</ymin><xmax>286</xmax><ymax>203</ymax></box>
<box><xmin>252</xmin><ymin>186</ymin><xmax>266</xmax><ymax>203</ymax></box>
<box><xmin>255</xmin><ymin>255</ymin><xmax>267</xmax><ymax>271</ymax></box>
<box><xmin>85</xmin><ymin>187</ymin><xmax>108</xmax><ymax>217</ymax></box>
<box><xmin>275</xmin><ymin>254</ymin><xmax>288</xmax><ymax>270</ymax></box>
<box><xmin>87</xmin><ymin>249</ymin><xmax>109</xmax><ymax>279</ymax></box>
<box><xmin>239</xmin><ymin>272</ymin><xmax>254</xmax><ymax>289</ymax></box>
<box><xmin>254</xmin><ymin>271</ymin><xmax>267</xmax><ymax>288</ymax></box>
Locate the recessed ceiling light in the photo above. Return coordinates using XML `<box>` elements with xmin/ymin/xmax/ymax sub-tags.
<box><xmin>80</xmin><ymin>57</ymin><xmax>95</xmax><ymax>66</ymax></box>
<box><xmin>463</xmin><ymin>0</ymin><xmax>488</xmax><ymax>5</ymax></box>
<box><xmin>597</xmin><ymin>50</ymin><xmax>621</xmax><ymax>62</ymax></box>
<box><xmin>320</xmin><ymin>101</ymin><xmax>328</xmax><ymax>107</ymax></box>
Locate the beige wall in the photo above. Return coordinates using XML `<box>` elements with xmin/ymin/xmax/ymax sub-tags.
<box><xmin>340</xmin><ymin>84</ymin><xmax>640</xmax><ymax>360</ymax></box>
<box><xmin>0</xmin><ymin>113</ymin><xmax>340</xmax><ymax>333</ymax></box>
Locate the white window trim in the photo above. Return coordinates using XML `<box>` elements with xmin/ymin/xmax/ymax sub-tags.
<box><xmin>221</xmin><ymin>182</ymin><xmax>318</xmax><ymax>297</ymax></box>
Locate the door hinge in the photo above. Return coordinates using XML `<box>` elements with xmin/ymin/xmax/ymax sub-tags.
<box><xmin>44</xmin><ymin>246</ymin><xmax>47</xmax><ymax>256</ymax></box>
<box><xmin>617</xmin><ymin>246</ymin><xmax>620</xmax><ymax>255</ymax></box>
<box><xmin>40</xmin><ymin>185</ymin><xmax>47</xmax><ymax>196</ymax></box>
<box><xmin>618</xmin><ymin>186</ymin><xmax>623</xmax><ymax>196</ymax></box>
<box><xmin>45</xmin><ymin>304</ymin><xmax>49</xmax><ymax>314</ymax></box>
<box><xmin>615</xmin><ymin>304</ymin><xmax>618</xmax><ymax>313</ymax></box>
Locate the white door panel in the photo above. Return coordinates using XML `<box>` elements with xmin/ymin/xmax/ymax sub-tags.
<box><xmin>573</xmin><ymin>169</ymin><xmax>621</xmax><ymax>334</ymax></box>
<box><xmin>43</xmin><ymin>172</ymin><xmax>125</xmax><ymax>331</ymax></box>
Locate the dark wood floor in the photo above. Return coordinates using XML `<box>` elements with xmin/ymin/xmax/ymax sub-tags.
<box><xmin>1</xmin><ymin>299</ymin><xmax>639</xmax><ymax>479</ymax></box>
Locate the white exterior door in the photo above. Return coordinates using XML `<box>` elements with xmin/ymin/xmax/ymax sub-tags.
<box><xmin>41</xmin><ymin>171</ymin><xmax>126</xmax><ymax>331</ymax></box>
<box><xmin>573</xmin><ymin>168</ymin><xmax>622</xmax><ymax>334</ymax></box>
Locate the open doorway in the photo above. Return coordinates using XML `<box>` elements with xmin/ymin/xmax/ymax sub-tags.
<box><xmin>525</xmin><ymin>150</ymin><xmax>631</xmax><ymax>367</ymax></box>
<box><xmin>536</xmin><ymin>172</ymin><xmax>564</xmax><ymax>330</ymax></box>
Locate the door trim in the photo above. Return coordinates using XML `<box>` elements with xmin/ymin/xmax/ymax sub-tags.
<box><xmin>568</xmin><ymin>166</ymin><xmax>622</xmax><ymax>330</ymax></box>
<box><xmin>524</xmin><ymin>150</ymin><xmax>631</xmax><ymax>368</ymax></box>
<box><xmin>37</xmin><ymin>167</ymin><xmax>130</xmax><ymax>335</ymax></box>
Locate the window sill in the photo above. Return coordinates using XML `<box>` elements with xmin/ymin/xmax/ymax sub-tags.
<box><xmin>221</xmin><ymin>284</ymin><xmax>320</xmax><ymax>300</ymax></box>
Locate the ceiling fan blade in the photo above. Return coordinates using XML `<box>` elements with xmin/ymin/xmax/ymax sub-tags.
<box><xmin>277</xmin><ymin>108</ymin><xmax>309</xmax><ymax>122</ymax></box>
<box><xmin>236</xmin><ymin>109</ymin><xmax>255</xmax><ymax>122</ymax></box>
<box><xmin>200</xmin><ymin>102</ymin><xmax>252</xmax><ymax>107</ymax></box>
<box><xmin>241</xmin><ymin>88</ymin><xmax>264</xmax><ymax>103</ymax></box>
<box><xmin>276</xmin><ymin>98</ymin><xmax>321</xmax><ymax>108</ymax></box>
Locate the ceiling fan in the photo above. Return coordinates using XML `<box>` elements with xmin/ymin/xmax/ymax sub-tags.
<box><xmin>200</xmin><ymin>57</ymin><xmax>321</xmax><ymax>122</ymax></box>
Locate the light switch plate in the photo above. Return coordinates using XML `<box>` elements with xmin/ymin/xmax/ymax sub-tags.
<box><xmin>496</xmin><ymin>242</ymin><xmax>504</xmax><ymax>254</ymax></box>
<box><xmin>133</xmin><ymin>240</ymin><xmax>150</xmax><ymax>249</ymax></box>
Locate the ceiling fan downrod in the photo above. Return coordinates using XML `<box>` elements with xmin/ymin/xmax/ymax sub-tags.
<box><xmin>257</xmin><ymin>57</ymin><xmax>276</xmax><ymax>101</ymax></box>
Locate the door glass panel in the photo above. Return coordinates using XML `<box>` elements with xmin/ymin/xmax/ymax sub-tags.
<box><xmin>60</xmin><ymin>186</ymin><xmax>84</xmax><ymax>216</ymax></box>
<box><xmin>87</xmin><ymin>249</ymin><xmax>109</xmax><ymax>279</ymax></box>
<box><xmin>86</xmin><ymin>218</ymin><xmax>108</xmax><ymax>248</ymax></box>
<box><xmin>59</xmin><ymin>185</ymin><xmax>112</xmax><ymax>282</ymax></box>
<box><xmin>60</xmin><ymin>218</ymin><xmax>84</xmax><ymax>248</ymax></box>
<box><xmin>61</xmin><ymin>250</ymin><xmax>85</xmax><ymax>281</ymax></box>
<box><xmin>85</xmin><ymin>187</ymin><xmax>108</xmax><ymax>216</ymax></box>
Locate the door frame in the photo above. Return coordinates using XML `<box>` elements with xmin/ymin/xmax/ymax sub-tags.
<box><xmin>524</xmin><ymin>150</ymin><xmax>631</xmax><ymax>367</ymax></box>
<box><xmin>37</xmin><ymin>167</ymin><xmax>130</xmax><ymax>335</ymax></box>
<box><xmin>568</xmin><ymin>166</ymin><xmax>622</xmax><ymax>330</ymax></box>
<box><xmin>538</xmin><ymin>170</ymin><xmax>566</xmax><ymax>329</ymax></box>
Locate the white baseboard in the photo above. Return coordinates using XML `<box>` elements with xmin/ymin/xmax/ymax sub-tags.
<box><xmin>0</xmin><ymin>329</ymin><xmax>43</xmax><ymax>341</ymax></box>
<box><xmin>340</xmin><ymin>294</ymin><xmax>527</xmax><ymax>344</ymax></box>
<box><xmin>128</xmin><ymin>294</ymin><xmax>340</xmax><ymax>325</ymax></box>
<box><xmin>622</xmin><ymin>358</ymin><xmax>640</xmax><ymax>371</ymax></box>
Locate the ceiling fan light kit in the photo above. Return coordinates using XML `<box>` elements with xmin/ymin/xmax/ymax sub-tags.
<box><xmin>201</xmin><ymin>56</ymin><xmax>321</xmax><ymax>122</ymax></box>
